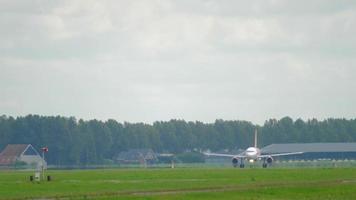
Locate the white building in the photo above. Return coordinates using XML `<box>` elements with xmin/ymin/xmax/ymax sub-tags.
<box><xmin>0</xmin><ymin>144</ymin><xmax>46</xmax><ymax>168</ymax></box>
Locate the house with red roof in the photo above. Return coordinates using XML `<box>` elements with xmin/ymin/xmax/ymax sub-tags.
<box><xmin>0</xmin><ymin>144</ymin><xmax>46</xmax><ymax>168</ymax></box>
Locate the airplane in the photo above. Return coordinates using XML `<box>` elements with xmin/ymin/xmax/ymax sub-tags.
<box><xmin>204</xmin><ymin>129</ymin><xmax>303</xmax><ymax>168</ymax></box>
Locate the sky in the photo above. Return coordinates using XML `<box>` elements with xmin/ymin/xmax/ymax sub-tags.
<box><xmin>0</xmin><ymin>0</ymin><xmax>355</xmax><ymax>124</ymax></box>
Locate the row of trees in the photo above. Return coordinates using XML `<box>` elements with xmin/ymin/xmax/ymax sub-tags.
<box><xmin>0</xmin><ymin>115</ymin><xmax>355</xmax><ymax>165</ymax></box>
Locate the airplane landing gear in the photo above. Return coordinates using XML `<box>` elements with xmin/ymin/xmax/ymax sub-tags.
<box><xmin>239</xmin><ymin>159</ymin><xmax>245</xmax><ymax>168</ymax></box>
<box><xmin>262</xmin><ymin>158</ymin><xmax>268</xmax><ymax>168</ymax></box>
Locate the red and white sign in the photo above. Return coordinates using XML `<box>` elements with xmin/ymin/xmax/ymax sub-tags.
<box><xmin>41</xmin><ymin>147</ymin><xmax>48</xmax><ymax>152</ymax></box>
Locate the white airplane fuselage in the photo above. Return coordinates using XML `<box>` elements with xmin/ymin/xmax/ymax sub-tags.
<box><xmin>244</xmin><ymin>147</ymin><xmax>261</xmax><ymax>160</ymax></box>
<box><xmin>205</xmin><ymin>129</ymin><xmax>303</xmax><ymax>168</ymax></box>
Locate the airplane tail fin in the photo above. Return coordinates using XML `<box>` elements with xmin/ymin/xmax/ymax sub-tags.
<box><xmin>254</xmin><ymin>129</ymin><xmax>258</xmax><ymax>148</ymax></box>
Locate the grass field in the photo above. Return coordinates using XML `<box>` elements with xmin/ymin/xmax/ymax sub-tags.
<box><xmin>0</xmin><ymin>168</ymin><xmax>355</xmax><ymax>199</ymax></box>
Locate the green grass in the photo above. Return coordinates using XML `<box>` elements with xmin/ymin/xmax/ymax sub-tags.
<box><xmin>0</xmin><ymin>168</ymin><xmax>355</xmax><ymax>199</ymax></box>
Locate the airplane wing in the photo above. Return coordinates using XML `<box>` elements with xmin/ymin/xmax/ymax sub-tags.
<box><xmin>203</xmin><ymin>152</ymin><xmax>246</xmax><ymax>158</ymax></box>
<box><xmin>258</xmin><ymin>152</ymin><xmax>303</xmax><ymax>158</ymax></box>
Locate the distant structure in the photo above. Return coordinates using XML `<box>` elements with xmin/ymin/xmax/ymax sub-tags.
<box><xmin>262</xmin><ymin>143</ymin><xmax>356</xmax><ymax>160</ymax></box>
<box><xmin>114</xmin><ymin>149</ymin><xmax>157</xmax><ymax>165</ymax></box>
<box><xmin>0</xmin><ymin>144</ymin><xmax>46</xmax><ymax>168</ymax></box>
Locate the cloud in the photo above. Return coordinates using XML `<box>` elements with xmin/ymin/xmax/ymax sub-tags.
<box><xmin>0</xmin><ymin>0</ymin><xmax>355</xmax><ymax>123</ymax></box>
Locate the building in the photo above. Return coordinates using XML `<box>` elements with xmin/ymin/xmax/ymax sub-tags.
<box><xmin>261</xmin><ymin>143</ymin><xmax>356</xmax><ymax>160</ymax></box>
<box><xmin>114</xmin><ymin>149</ymin><xmax>157</xmax><ymax>165</ymax></box>
<box><xmin>0</xmin><ymin>144</ymin><xmax>46</xmax><ymax>167</ymax></box>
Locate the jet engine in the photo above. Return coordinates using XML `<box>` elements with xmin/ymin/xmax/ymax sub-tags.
<box><xmin>266</xmin><ymin>156</ymin><xmax>273</xmax><ymax>164</ymax></box>
<box><xmin>232</xmin><ymin>157</ymin><xmax>239</xmax><ymax>167</ymax></box>
<box><xmin>262</xmin><ymin>156</ymin><xmax>273</xmax><ymax>168</ymax></box>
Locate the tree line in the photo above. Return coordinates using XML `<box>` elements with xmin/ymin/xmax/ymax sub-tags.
<box><xmin>0</xmin><ymin>115</ymin><xmax>355</xmax><ymax>165</ymax></box>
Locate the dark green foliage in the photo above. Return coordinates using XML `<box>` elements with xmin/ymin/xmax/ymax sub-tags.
<box><xmin>13</xmin><ymin>160</ymin><xmax>26</xmax><ymax>167</ymax></box>
<box><xmin>0</xmin><ymin>115</ymin><xmax>355</xmax><ymax>165</ymax></box>
<box><xmin>176</xmin><ymin>152</ymin><xmax>205</xmax><ymax>163</ymax></box>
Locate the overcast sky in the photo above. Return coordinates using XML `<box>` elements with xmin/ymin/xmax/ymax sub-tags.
<box><xmin>1</xmin><ymin>0</ymin><xmax>355</xmax><ymax>124</ymax></box>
